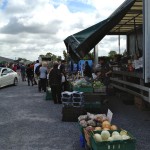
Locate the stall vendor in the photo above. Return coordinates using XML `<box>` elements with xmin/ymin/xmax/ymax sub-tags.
<box><xmin>96</xmin><ymin>57</ymin><xmax>112</xmax><ymax>94</ymax></box>
<box><xmin>83</xmin><ymin>61</ymin><xmax>92</xmax><ymax>81</ymax></box>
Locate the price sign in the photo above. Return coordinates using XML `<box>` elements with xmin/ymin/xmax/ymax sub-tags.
<box><xmin>107</xmin><ymin>109</ymin><xmax>113</xmax><ymax>123</ymax></box>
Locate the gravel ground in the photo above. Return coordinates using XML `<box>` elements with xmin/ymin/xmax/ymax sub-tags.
<box><xmin>0</xmin><ymin>80</ymin><xmax>150</xmax><ymax>150</ymax></box>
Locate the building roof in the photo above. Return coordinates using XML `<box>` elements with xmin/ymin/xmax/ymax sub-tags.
<box><xmin>64</xmin><ymin>0</ymin><xmax>142</xmax><ymax>62</ymax></box>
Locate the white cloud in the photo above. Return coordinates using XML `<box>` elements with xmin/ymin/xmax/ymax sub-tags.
<box><xmin>0</xmin><ymin>0</ymin><xmax>126</xmax><ymax>61</ymax></box>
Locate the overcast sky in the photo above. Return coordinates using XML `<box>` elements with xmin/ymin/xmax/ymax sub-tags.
<box><xmin>0</xmin><ymin>0</ymin><xmax>126</xmax><ymax>61</ymax></box>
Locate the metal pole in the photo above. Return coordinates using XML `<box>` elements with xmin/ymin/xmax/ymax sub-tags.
<box><xmin>118</xmin><ymin>35</ymin><xmax>120</xmax><ymax>54</ymax></box>
<box><xmin>94</xmin><ymin>44</ymin><xmax>98</xmax><ymax>66</ymax></box>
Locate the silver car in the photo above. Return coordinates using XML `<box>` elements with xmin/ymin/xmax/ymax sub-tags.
<box><xmin>0</xmin><ymin>67</ymin><xmax>19</xmax><ymax>88</ymax></box>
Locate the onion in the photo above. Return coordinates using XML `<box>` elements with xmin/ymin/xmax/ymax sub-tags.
<box><xmin>103</xmin><ymin>128</ymin><xmax>110</xmax><ymax>131</ymax></box>
<box><xmin>102</xmin><ymin>121</ymin><xmax>111</xmax><ymax>129</ymax></box>
<box><xmin>94</xmin><ymin>127</ymin><xmax>102</xmax><ymax>131</ymax></box>
<box><xmin>110</xmin><ymin>125</ymin><xmax>118</xmax><ymax>130</ymax></box>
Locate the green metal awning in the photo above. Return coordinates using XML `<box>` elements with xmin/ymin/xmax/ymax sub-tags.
<box><xmin>64</xmin><ymin>0</ymin><xmax>142</xmax><ymax>62</ymax></box>
<box><xmin>64</xmin><ymin>19</ymin><xmax>109</xmax><ymax>62</ymax></box>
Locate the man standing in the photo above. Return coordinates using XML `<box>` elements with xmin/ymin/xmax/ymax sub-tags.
<box><xmin>49</xmin><ymin>61</ymin><xmax>62</xmax><ymax>104</ymax></box>
<box><xmin>59</xmin><ymin>60</ymin><xmax>67</xmax><ymax>91</ymax></box>
<box><xmin>83</xmin><ymin>61</ymin><xmax>92</xmax><ymax>81</ymax></box>
<box><xmin>20</xmin><ymin>64</ymin><xmax>26</xmax><ymax>81</ymax></box>
<box><xmin>34</xmin><ymin>60</ymin><xmax>39</xmax><ymax>85</ymax></box>
<box><xmin>97</xmin><ymin>57</ymin><xmax>112</xmax><ymax>96</ymax></box>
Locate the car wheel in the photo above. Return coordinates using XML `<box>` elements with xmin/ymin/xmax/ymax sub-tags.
<box><xmin>14</xmin><ymin>78</ymin><xmax>18</xmax><ymax>86</ymax></box>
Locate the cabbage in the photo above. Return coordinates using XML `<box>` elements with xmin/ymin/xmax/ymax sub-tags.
<box><xmin>112</xmin><ymin>131</ymin><xmax>119</xmax><ymax>136</ymax></box>
<box><xmin>94</xmin><ymin>133</ymin><xmax>102</xmax><ymax>142</ymax></box>
<box><xmin>108</xmin><ymin>137</ymin><xmax>114</xmax><ymax>141</ymax></box>
<box><xmin>112</xmin><ymin>134</ymin><xmax>122</xmax><ymax>140</ymax></box>
<box><xmin>101</xmin><ymin>130</ymin><xmax>110</xmax><ymax>141</ymax></box>
<box><xmin>122</xmin><ymin>135</ymin><xmax>130</xmax><ymax>140</ymax></box>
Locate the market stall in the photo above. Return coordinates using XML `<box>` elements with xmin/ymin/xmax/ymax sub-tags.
<box><xmin>60</xmin><ymin>78</ymin><xmax>108</xmax><ymax>122</ymax></box>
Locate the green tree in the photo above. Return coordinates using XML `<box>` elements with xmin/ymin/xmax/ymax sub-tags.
<box><xmin>83</xmin><ymin>52</ymin><xmax>94</xmax><ymax>60</ymax></box>
<box><xmin>108</xmin><ymin>51</ymin><xmax>117</xmax><ymax>59</ymax></box>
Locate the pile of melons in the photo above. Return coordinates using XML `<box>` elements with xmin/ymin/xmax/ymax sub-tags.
<box><xmin>93</xmin><ymin>130</ymin><xmax>131</xmax><ymax>142</ymax></box>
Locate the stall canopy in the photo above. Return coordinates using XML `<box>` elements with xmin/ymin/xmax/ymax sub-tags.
<box><xmin>64</xmin><ymin>0</ymin><xmax>142</xmax><ymax>62</ymax></box>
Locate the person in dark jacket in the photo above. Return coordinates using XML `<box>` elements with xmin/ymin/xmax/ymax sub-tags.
<box><xmin>58</xmin><ymin>60</ymin><xmax>67</xmax><ymax>91</ymax></box>
<box><xmin>83</xmin><ymin>61</ymin><xmax>92</xmax><ymax>81</ymax></box>
<box><xmin>26</xmin><ymin>64</ymin><xmax>34</xmax><ymax>86</ymax></box>
<box><xmin>49</xmin><ymin>61</ymin><xmax>62</xmax><ymax>104</ymax></box>
<box><xmin>20</xmin><ymin>64</ymin><xmax>26</xmax><ymax>81</ymax></box>
<box><xmin>97</xmin><ymin>57</ymin><xmax>112</xmax><ymax>97</ymax></box>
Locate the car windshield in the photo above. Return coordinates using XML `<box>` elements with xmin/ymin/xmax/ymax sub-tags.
<box><xmin>0</xmin><ymin>67</ymin><xmax>2</xmax><ymax>71</ymax></box>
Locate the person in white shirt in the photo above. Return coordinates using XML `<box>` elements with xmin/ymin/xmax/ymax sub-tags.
<box><xmin>34</xmin><ymin>60</ymin><xmax>39</xmax><ymax>85</ymax></box>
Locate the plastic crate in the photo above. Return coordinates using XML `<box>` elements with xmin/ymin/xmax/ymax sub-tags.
<box><xmin>73</xmin><ymin>87</ymin><xmax>93</xmax><ymax>93</ymax></box>
<box><xmin>62</xmin><ymin>106</ymin><xmax>86</xmax><ymax>122</ymax></box>
<box><xmin>61</xmin><ymin>97</ymin><xmax>72</xmax><ymax>106</ymax></box>
<box><xmin>84</xmin><ymin>101</ymin><xmax>101</xmax><ymax>113</ymax></box>
<box><xmin>93</xmin><ymin>87</ymin><xmax>106</xmax><ymax>93</ymax></box>
<box><xmin>84</xmin><ymin>93</ymin><xmax>106</xmax><ymax>102</ymax></box>
<box><xmin>90</xmin><ymin>130</ymin><xmax>136</xmax><ymax>150</ymax></box>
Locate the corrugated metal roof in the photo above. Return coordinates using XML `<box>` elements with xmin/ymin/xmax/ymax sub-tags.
<box><xmin>109</xmin><ymin>0</ymin><xmax>142</xmax><ymax>35</ymax></box>
<box><xmin>64</xmin><ymin>0</ymin><xmax>143</xmax><ymax>62</ymax></box>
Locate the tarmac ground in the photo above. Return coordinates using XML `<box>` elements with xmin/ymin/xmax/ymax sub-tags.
<box><xmin>0</xmin><ymin>80</ymin><xmax>150</xmax><ymax>150</ymax></box>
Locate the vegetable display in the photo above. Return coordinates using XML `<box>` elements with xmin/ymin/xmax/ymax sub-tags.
<box><xmin>72</xmin><ymin>79</ymin><xmax>92</xmax><ymax>88</ymax></box>
<box><xmin>93</xmin><ymin>130</ymin><xmax>131</xmax><ymax>142</ymax></box>
<box><xmin>93</xmin><ymin>81</ymin><xmax>104</xmax><ymax>88</ymax></box>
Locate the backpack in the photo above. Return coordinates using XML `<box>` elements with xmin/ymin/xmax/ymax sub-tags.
<box><xmin>35</xmin><ymin>65</ymin><xmax>41</xmax><ymax>76</ymax></box>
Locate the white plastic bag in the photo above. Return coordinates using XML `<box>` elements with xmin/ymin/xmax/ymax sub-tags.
<box><xmin>61</xmin><ymin>75</ymin><xmax>66</xmax><ymax>83</ymax></box>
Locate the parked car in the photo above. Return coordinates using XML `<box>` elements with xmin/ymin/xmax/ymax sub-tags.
<box><xmin>0</xmin><ymin>67</ymin><xmax>18</xmax><ymax>88</ymax></box>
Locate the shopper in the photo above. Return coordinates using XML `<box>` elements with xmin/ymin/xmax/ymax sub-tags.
<box><xmin>39</xmin><ymin>62</ymin><xmax>48</xmax><ymax>92</ymax></box>
<box><xmin>83</xmin><ymin>61</ymin><xmax>92</xmax><ymax>81</ymax></box>
<box><xmin>34</xmin><ymin>60</ymin><xmax>39</xmax><ymax>85</ymax></box>
<box><xmin>49</xmin><ymin>61</ymin><xmax>62</xmax><ymax>104</ymax></box>
<box><xmin>26</xmin><ymin>64</ymin><xmax>34</xmax><ymax>86</ymax></box>
<box><xmin>20</xmin><ymin>64</ymin><xmax>26</xmax><ymax>81</ymax></box>
<box><xmin>58</xmin><ymin>60</ymin><xmax>67</xmax><ymax>91</ymax></box>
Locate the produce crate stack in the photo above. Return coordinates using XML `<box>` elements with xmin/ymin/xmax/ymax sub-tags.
<box><xmin>61</xmin><ymin>91</ymin><xmax>72</xmax><ymax>107</ymax></box>
<box><xmin>62</xmin><ymin>106</ymin><xmax>86</xmax><ymax>122</ymax></box>
<box><xmin>61</xmin><ymin>91</ymin><xmax>86</xmax><ymax>122</ymax></box>
<box><xmin>61</xmin><ymin>91</ymin><xmax>85</xmax><ymax>107</ymax></box>
<box><xmin>72</xmin><ymin>92</ymin><xmax>84</xmax><ymax>107</ymax></box>
<box><xmin>83</xmin><ymin>92</ymin><xmax>107</xmax><ymax>114</ymax></box>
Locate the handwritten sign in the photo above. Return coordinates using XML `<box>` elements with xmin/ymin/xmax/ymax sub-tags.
<box><xmin>107</xmin><ymin>109</ymin><xmax>113</xmax><ymax>123</ymax></box>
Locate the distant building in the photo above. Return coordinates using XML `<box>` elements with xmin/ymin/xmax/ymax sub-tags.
<box><xmin>0</xmin><ymin>56</ymin><xmax>14</xmax><ymax>63</ymax></box>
